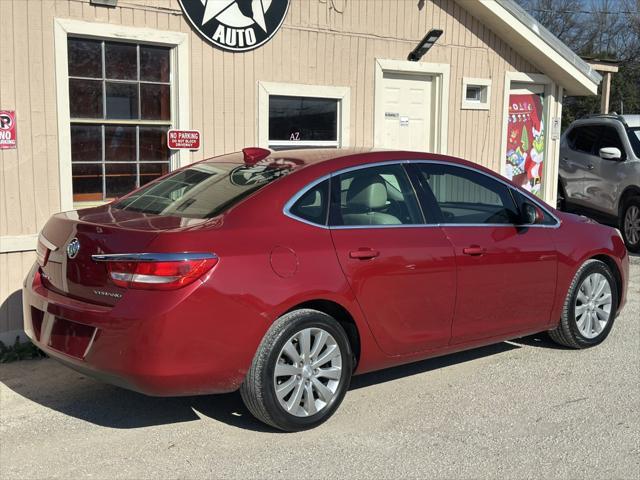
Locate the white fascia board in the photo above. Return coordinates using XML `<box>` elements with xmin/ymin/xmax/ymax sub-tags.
<box><xmin>459</xmin><ymin>0</ymin><xmax>601</xmax><ymax>96</ymax></box>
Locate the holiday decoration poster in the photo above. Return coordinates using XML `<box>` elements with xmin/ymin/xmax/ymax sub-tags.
<box><xmin>505</xmin><ymin>94</ymin><xmax>545</xmax><ymax>197</ymax></box>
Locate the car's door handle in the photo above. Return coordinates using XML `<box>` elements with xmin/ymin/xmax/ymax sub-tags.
<box><xmin>462</xmin><ymin>245</ymin><xmax>486</xmax><ymax>256</ymax></box>
<box><xmin>349</xmin><ymin>248</ymin><xmax>380</xmax><ymax>260</ymax></box>
<box><xmin>587</xmin><ymin>163</ymin><xmax>595</xmax><ymax>170</ymax></box>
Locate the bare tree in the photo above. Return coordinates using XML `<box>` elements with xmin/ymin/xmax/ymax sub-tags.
<box><xmin>520</xmin><ymin>0</ymin><xmax>640</xmax><ymax>119</ymax></box>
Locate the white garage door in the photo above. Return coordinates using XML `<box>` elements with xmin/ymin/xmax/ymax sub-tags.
<box><xmin>377</xmin><ymin>72</ymin><xmax>433</xmax><ymax>152</ymax></box>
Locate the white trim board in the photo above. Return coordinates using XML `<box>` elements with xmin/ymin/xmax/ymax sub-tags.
<box><xmin>0</xmin><ymin>235</ymin><xmax>38</xmax><ymax>253</ymax></box>
<box><xmin>374</xmin><ymin>59</ymin><xmax>450</xmax><ymax>155</ymax></box>
<box><xmin>459</xmin><ymin>0</ymin><xmax>599</xmax><ymax>95</ymax></box>
<box><xmin>461</xmin><ymin>77</ymin><xmax>492</xmax><ymax>111</ymax></box>
<box><xmin>53</xmin><ymin>18</ymin><xmax>191</xmax><ymax>212</ymax></box>
<box><xmin>257</xmin><ymin>82</ymin><xmax>351</xmax><ymax>149</ymax></box>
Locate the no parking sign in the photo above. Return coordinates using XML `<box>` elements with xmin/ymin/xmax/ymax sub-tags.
<box><xmin>0</xmin><ymin>110</ymin><xmax>17</xmax><ymax>150</ymax></box>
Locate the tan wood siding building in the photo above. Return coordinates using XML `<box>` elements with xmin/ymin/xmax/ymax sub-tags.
<box><xmin>0</xmin><ymin>0</ymin><xmax>600</xmax><ymax>340</ymax></box>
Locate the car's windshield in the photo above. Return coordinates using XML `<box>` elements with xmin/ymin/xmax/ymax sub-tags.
<box><xmin>628</xmin><ymin>127</ymin><xmax>640</xmax><ymax>157</ymax></box>
<box><xmin>113</xmin><ymin>160</ymin><xmax>296</xmax><ymax>218</ymax></box>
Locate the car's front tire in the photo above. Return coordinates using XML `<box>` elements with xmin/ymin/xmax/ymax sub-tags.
<box><xmin>620</xmin><ymin>196</ymin><xmax>640</xmax><ymax>252</ymax></box>
<box><xmin>549</xmin><ymin>259</ymin><xmax>618</xmax><ymax>348</ymax></box>
<box><xmin>240</xmin><ymin>309</ymin><xmax>353</xmax><ymax>431</ymax></box>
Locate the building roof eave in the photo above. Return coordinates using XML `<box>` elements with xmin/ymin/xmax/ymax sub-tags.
<box><xmin>458</xmin><ymin>0</ymin><xmax>602</xmax><ymax>96</ymax></box>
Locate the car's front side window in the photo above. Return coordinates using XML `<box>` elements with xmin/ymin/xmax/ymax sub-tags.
<box><xmin>413</xmin><ymin>164</ymin><xmax>519</xmax><ymax>225</ymax></box>
<box><xmin>329</xmin><ymin>164</ymin><xmax>423</xmax><ymax>226</ymax></box>
<box><xmin>595</xmin><ymin>126</ymin><xmax>626</xmax><ymax>159</ymax></box>
<box><xmin>568</xmin><ymin>126</ymin><xmax>600</xmax><ymax>154</ymax></box>
<box><xmin>510</xmin><ymin>188</ymin><xmax>558</xmax><ymax>226</ymax></box>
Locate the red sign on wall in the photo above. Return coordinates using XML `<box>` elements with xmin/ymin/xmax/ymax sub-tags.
<box><xmin>168</xmin><ymin>129</ymin><xmax>200</xmax><ymax>150</ymax></box>
<box><xmin>0</xmin><ymin>110</ymin><xmax>17</xmax><ymax>150</ymax></box>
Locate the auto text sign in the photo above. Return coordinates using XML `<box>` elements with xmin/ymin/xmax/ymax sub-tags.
<box><xmin>179</xmin><ymin>0</ymin><xmax>290</xmax><ymax>52</ymax></box>
<box><xmin>0</xmin><ymin>110</ymin><xmax>17</xmax><ymax>150</ymax></box>
<box><xmin>168</xmin><ymin>129</ymin><xmax>201</xmax><ymax>150</ymax></box>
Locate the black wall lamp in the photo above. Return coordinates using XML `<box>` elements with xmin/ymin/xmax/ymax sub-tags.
<box><xmin>90</xmin><ymin>0</ymin><xmax>117</xmax><ymax>7</ymax></box>
<box><xmin>408</xmin><ymin>29</ymin><xmax>443</xmax><ymax>61</ymax></box>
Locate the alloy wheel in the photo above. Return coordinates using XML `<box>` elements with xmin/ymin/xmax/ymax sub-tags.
<box><xmin>273</xmin><ymin>327</ymin><xmax>342</xmax><ymax>417</ymax></box>
<box><xmin>574</xmin><ymin>272</ymin><xmax>612</xmax><ymax>339</ymax></box>
<box><xmin>624</xmin><ymin>205</ymin><xmax>640</xmax><ymax>246</ymax></box>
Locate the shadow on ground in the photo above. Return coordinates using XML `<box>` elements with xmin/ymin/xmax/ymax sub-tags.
<box><xmin>0</xmin><ymin>337</ymin><xmax>538</xmax><ymax>432</ymax></box>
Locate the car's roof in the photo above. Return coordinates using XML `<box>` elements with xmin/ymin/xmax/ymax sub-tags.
<box><xmin>571</xmin><ymin>114</ymin><xmax>640</xmax><ymax>128</ymax></box>
<box><xmin>200</xmin><ymin>147</ymin><xmax>472</xmax><ymax>173</ymax></box>
<box><xmin>201</xmin><ymin>147</ymin><xmax>374</xmax><ymax>167</ymax></box>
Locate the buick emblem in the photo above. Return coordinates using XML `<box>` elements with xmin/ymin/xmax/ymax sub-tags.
<box><xmin>179</xmin><ymin>0</ymin><xmax>290</xmax><ymax>52</ymax></box>
<box><xmin>67</xmin><ymin>238</ymin><xmax>80</xmax><ymax>259</ymax></box>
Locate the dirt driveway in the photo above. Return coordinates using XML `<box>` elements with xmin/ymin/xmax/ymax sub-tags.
<box><xmin>1</xmin><ymin>257</ymin><xmax>639</xmax><ymax>479</ymax></box>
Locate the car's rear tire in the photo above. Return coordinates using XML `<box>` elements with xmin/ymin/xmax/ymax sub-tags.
<box><xmin>548</xmin><ymin>259</ymin><xmax>618</xmax><ymax>349</ymax></box>
<box><xmin>240</xmin><ymin>309</ymin><xmax>353</xmax><ymax>431</ymax></box>
<box><xmin>620</xmin><ymin>196</ymin><xmax>640</xmax><ymax>252</ymax></box>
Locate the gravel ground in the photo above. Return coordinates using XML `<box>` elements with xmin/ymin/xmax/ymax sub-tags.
<box><xmin>1</xmin><ymin>257</ymin><xmax>639</xmax><ymax>480</ymax></box>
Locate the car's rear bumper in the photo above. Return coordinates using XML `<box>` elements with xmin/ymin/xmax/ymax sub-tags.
<box><xmin>22</xmin><ymin>263</ymin><xmax>265</xmax><ymax>396</ymax></box>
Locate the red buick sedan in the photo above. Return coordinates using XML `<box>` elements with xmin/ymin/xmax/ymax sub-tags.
<box><xmin>23</xmin><ymin>148</ymin><xmax>628</xmax><ymax>431</ymax></box>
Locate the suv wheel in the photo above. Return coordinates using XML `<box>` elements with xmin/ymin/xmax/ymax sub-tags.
<box><xmin>620</xmin><ymin>196</ymin><xmax>640</xmax><ymax>252</ymax></box>
<box><xmin>240</xmin><ymin>309</ymin><xmax>353</xmax><ymax>431</ymax></box>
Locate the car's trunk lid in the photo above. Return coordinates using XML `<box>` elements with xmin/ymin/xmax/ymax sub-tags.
<box><xmin>37</xmin><ymin>206</ymin><xmax>212</xmax><ymax>306</ymax></box>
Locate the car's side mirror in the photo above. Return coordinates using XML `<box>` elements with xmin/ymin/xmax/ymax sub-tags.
<box><xmin>520</xmin><ymin>201</ymin><xmax>544</xmax><ymax>225</ymax></box>
<box><xmin>599</xmin><ymin>147</ymin><xmax>622</xmax><ymax>160</ymax></box>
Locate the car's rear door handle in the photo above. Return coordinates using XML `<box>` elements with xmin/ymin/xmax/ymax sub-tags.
<box><xmin>349</xmin><ymin>248</ymin><xmax>380</xmax><ymax>260</ymax></box>
<box><xmin>587</xmin><ymin>163</ymin><xmax>595</xmax><ymax>170</ymax></box>
<box><xmin>462</xmin><ymin>245</ymin><xmax>486</xmax><ymax>256</ymax></box>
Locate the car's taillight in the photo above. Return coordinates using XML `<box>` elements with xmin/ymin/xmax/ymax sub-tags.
<box><xmin>92</xmin><ymin>253</ymin><xmax>218</xmax><ymax>290</ymax></box>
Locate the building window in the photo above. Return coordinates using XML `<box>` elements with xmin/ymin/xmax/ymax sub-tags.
<box><xmin>68</xmin><ymin>38</ymin><xmax>172</xmax><ymax>204</ymax></box>
<box><xmin>461</xmin><ymin>78</ymin><xmax>491</xmax><ymax>110</ymax></box>
<box><xmin>268</xmin><ymin>96</ymin><xmax>340</xmax><ymax>150</ymax></box>
<box><xmin>258</xmin><ymin>82</ymin><xmax>350</xmax><ymax>151</ymax></box>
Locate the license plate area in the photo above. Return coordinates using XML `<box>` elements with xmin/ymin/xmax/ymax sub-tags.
<box><xmin>48</xmin><ymin>317</ymin><xmax>97</xmax><ymax>359</ymax></box>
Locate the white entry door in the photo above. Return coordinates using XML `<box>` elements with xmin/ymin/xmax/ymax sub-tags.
<box><xmin>377</xmin><ymin>72</ymin><xmax>433</xmax><ymax>152</ymax></box>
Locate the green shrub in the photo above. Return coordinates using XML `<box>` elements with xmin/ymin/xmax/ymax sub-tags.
<box><xmin>0</xmin><ymin>336</ymin><xmax>47</xmax><ymax>363</ymax></box>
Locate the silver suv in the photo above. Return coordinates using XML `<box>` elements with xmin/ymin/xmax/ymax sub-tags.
<box><xmin>558</xmin><ymin>114</ymin><xmax>640</xmax><ymax>252</ymax></box>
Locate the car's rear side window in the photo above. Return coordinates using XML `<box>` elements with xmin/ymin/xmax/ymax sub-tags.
<box><xmin>114</xmin><ymin>161</ymin><xmax>294</xmax><ymax>218</ymax></box>
<box><xmin>413</xmin><ymin>164</ymin><xmax>520</xmax><ymax>225</ymax></box>
<box><xmin>627</xmin><ymin>127</ymin><xmax>640</xmax><ymax>157</ymax></box>
<box><xmin>288</xmin><ymin>179</ymin><xmax>330</xmax><ymax>226</ymax></box>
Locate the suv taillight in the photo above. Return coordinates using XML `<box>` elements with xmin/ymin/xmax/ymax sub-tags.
<box><xmin>93</xmin><ymin>253</ymin><xmax>218</xmax><ymax>290</ymax></box>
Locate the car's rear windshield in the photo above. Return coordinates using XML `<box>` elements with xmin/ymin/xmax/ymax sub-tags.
<box><xmin>113</xmin><ymin>161</ymin><xmax>295</xmax><ymax>218</ymax></box>
<box><xmin>628</xmin><ymin>127</ymin><xmax>640</xmax><ymax>157</ymax></box>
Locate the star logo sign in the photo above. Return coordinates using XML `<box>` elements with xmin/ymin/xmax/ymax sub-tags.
<box><xmin>202</xmin><ymin>0</ymin><xmax>268</xmax><ymax>32</ymax></box>
<box><xmin>179</xmin><ymin>0</ymin><xmax>290</xmax><ymax>52</ymax></box>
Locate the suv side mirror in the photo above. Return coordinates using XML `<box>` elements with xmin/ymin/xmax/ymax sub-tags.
<box><xmin>520</xmin><ymin>201</ymin><xmax>544</xmax><ymax>225</ymax></box>
<box><xmin>599</xmin><ymin>147</ymin><xmax>622</xmax><ymax>160</ymax></box>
